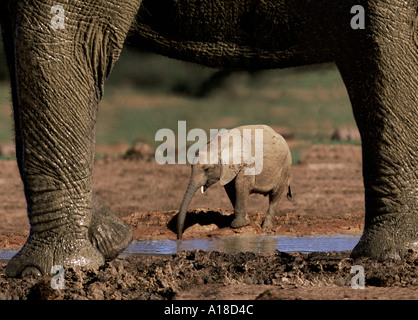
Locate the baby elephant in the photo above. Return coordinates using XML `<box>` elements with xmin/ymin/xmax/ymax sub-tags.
<box><xmin>177</xmin><ymin>124</ymin><xmax>292</xmax><ymax>239</ymax></box>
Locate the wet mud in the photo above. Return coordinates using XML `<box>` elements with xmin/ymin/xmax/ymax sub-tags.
<box><xmin>0</xmin><ymin>145</ymin><xmax>416</xmax><ymax>300</ymax></box>
<box><xmin>1</xmin><ymin>250</ymin><xmax>417</xmax><ymax>300</ymax></box>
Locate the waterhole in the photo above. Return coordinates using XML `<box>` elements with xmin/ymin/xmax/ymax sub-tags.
<box><xmin>118</xmin><ymin>234</ymin><xmax>360</xmax><ymax>258</ymax></box>
<box><xmin>0</xmin><ymin>234</ymin><xmax>360</xmax><ymax>261</ymax></box>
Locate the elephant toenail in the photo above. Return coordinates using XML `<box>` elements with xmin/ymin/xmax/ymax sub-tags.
<box><xmin>21</xmin><ymin>266</ymin><xmax>42</xmax><ymax>277</ymax></box>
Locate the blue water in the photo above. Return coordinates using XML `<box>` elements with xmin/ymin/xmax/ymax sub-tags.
<box><xmin>0</xmin><ymin>249</ymin><xmax>19</xmax><ymax>261</ymax></box>
<box><xmin>0</xmin><ymin>234</ymin><xmax>360</xmax><ymax>261</ymax></box>
<box><xmin>118</xmin><ymin>234</ymin><xmax>360</xmax><ymax>258</ymax></box>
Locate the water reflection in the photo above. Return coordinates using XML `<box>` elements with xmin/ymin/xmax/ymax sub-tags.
<box><xmin>0</xmin><ymin>249</ymin><xmax>19</xmax><ymax>261</ymax></box>
<box><xmin>119</xmin><ymin>234</ymin><xmax>360</xmax><ymax>258</ymax></box>
<box><xmin>0</xmin><ymin>234</ymin><xmax>360</xmax><ymax>261</ymax></box>
<box><xmin>175</xmin><ymin>236</ymin><xmax>279</xmax><ymax>254</ymax></box>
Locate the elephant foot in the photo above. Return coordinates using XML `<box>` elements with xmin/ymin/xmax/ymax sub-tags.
<box><xmin>6</xmin><ymin>197</ymin><xmax>132</xmax><ymax>277</ymax></box>
<box><xmin>261</xmin><ymin>218</ymin><xmax>274</xmax><ymax>229</ymax></box>
<box><xmin>5</xmin><ymin>232</ymin><xmax>105</xmax><ymax>277</ymax></box>
<box><xmin>351</xmin><ymin>212</ymin><xmax>418</xmax><ymax>260</ymax></box>
<box><xmin>231</xmin><ymin>215</ymin><xmax>251</xmax><ymax>228</ymax></box>
<box><xmin>89</xmin><ymin>197</ymin><xmax>133</xmax><ymax>260</ymax></box>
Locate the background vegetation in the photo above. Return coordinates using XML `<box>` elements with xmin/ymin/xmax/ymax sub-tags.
<box><xmin>0</xmin><ymin>37</ymin><xmax>357</xmax><ymax>163</ymax></box>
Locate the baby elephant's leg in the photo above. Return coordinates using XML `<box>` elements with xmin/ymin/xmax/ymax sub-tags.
<box><xmin>262</xmin><ymin>188</ymin><xmax>286</xmax><ymax>229</ymax></box>
<box><xmin>230</xmin><ymin>179</ymin><xmax>251</xmax><ymax>228</ymax></box>
<box><xmin>223</xmin><ymin>181</ymin><xmax>236</xmax><ymax>208</ymax></box>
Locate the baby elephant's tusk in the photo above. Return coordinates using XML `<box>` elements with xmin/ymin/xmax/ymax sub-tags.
<box><xmin>201</xmin><ymin>186</ymin><xmax>205</xmax><ymax>194</ymax></box>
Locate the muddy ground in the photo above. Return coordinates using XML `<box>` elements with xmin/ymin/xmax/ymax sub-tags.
<box><xmin>0</xmin><ymin>144</ymin><xmax>417</xmax><ymax>300</ymax></box>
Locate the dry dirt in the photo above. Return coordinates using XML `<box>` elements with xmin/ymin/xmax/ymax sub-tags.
<box><xmin>0</xmin><ymin>144</ymin><xmax>417</xmax><ymax>300</ymax></box>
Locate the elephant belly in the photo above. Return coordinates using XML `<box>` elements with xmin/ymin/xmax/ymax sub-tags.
<box><xmin>250</xmin><ymin>188</ymin><xmax>270</xmax><ymax>197</ymax></box>
<box><xmin>252</xmin><ymin>167</ymin><xmax>285</xmax><ymax>195</ymax></box>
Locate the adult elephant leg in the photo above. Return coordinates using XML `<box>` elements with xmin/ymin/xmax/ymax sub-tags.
<box><xmin>90</xmin><ymin>194</ymin><xmax>133</xmax><ymax>260</ymax></box>
<box><xmin>4</xmin><ymin>0</ymin><xmax>141</xmax><ymax>277</ymax></box>
<box><xmin>338</xmin><ymin>2</ymin><xmax>417</xmax><ymax>260</ymax></box>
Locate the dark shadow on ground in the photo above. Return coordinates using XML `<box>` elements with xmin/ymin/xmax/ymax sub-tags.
<box><xmin>167</xmin><ymin>209</ymin><xmax>235</xmax><ymax>234</ymax></box>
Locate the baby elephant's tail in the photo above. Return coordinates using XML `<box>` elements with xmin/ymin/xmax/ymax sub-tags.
<box><xmin>286</xmin><ymin>185</ymin><xmax>292</xmax><ymax>200</ymax></box>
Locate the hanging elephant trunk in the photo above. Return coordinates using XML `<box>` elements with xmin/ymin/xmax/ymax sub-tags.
<box><xmin>177</xmin><ymin>179</ymin><xmax>201</xmax><ymax>240</ymax></box>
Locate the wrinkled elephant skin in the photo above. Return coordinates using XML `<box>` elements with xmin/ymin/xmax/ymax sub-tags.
<box><xmin>0</xmin><ymin>0</ymin><xmax>416</xmax><ymax>276</ymax></box>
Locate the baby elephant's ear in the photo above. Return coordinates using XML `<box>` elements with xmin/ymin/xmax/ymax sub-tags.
<box><xmin>220</xmin><ymin>163</ymin><xmax>244</xmax><ymax>185</ymax></box>
<box><xmin>219</xmin><ymin>148</ymin><xmax>244</xmax><ymax>185</ymax></box>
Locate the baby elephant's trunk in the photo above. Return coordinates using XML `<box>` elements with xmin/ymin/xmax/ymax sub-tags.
<box><xmin>177</xmin><ymin>182</ymin><xmax>199</xmax><ymax>239</ymax></box>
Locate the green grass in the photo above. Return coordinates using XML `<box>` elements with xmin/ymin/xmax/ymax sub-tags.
<box><xmin>0</xmin><ymin>154</ymin><xmax>15</xmax><ymax>160</ymax></box>
<box><xmin>98</xmin><ymin>51</ymin><xmax>355</xmax><ymax>147</ymax></box>
<box><xmin>0</xmin><ymin>84</ymin><xmax>12</xmax><ymax>143</ymax></box>
<box><xmin>0</xmin><ymin>49</ymin><xmax>357</xmax><ymax>163</ymax></box>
